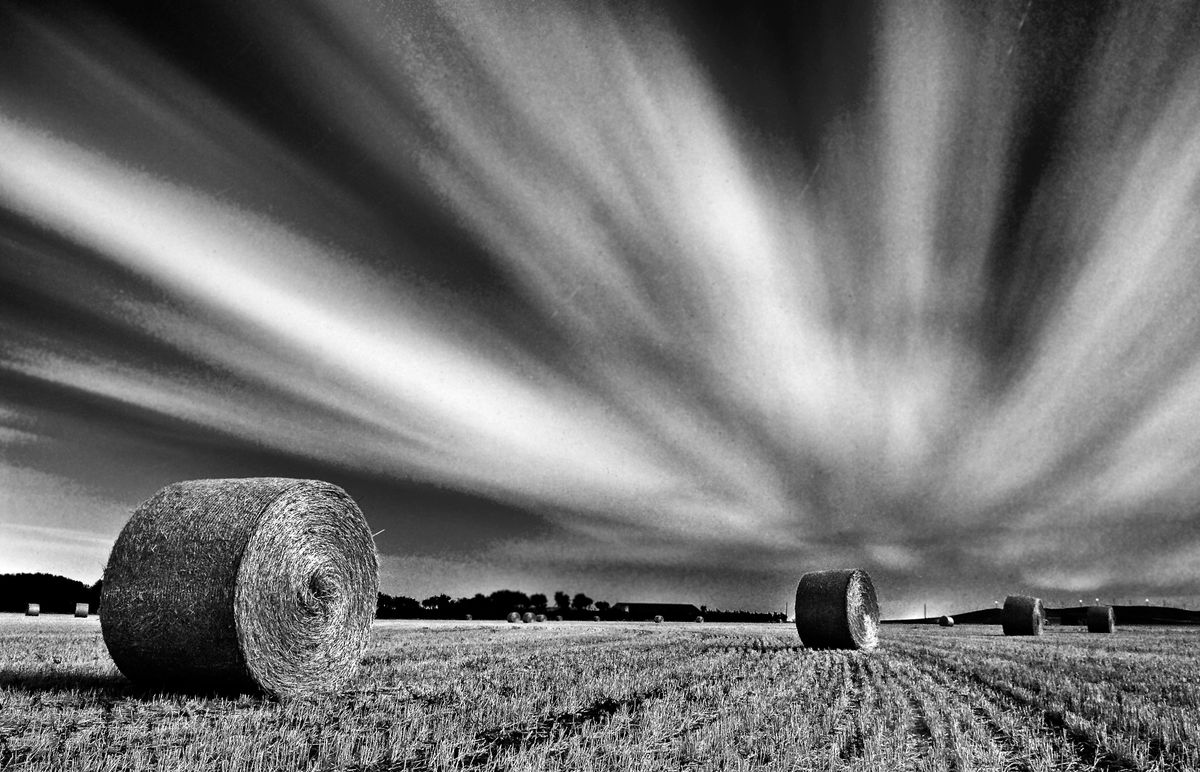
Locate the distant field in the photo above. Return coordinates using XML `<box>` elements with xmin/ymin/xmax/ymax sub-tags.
<box><xmin>1</xmin><ymin>616</ymin><xmax>1196</xmax><ymax>771</ymax></box>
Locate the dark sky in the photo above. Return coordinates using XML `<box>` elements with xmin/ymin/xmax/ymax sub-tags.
<box><xmin>3</xmin><ymin>1</ymin><xmax>1200</xmax><ymax>617</ymax></box>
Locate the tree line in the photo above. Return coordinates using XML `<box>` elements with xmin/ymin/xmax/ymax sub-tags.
<box><xmin>0</xmin><ymin>574</ymin><xmax>785</xmax><ymax>623</ymax></box>
<box><xmin>0</xmin><ymin>573</ymin><xmax>102</xmax><ymax>614</ymax></box>
<box><xmin>377</xmin><ymin>588</ymin><xmax>787</xmax><ymax>623</ymax></box>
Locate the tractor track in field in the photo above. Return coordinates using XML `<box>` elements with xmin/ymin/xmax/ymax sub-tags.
<box><xmin>335</xmin><ymin>685</ymin><xmax>668</xmax><ymax>771</ymax></box>
<box><xmin>900</xmin><ymin>650</ymin><xmax>1143</xmax><ymax>772</ymax></box>
<box><xmin>830</xmin><ymin>654</ymin><xmax>869</xmax><ymax>763</ymax></box>
<box><xmin>880</xmin><ymin>657</ymin><xmax>946</xmax><ymax>770</ymax></box>
<box><xmin>892</xmin><ymin>640</ymin><xmax>1194</xmax><ymax>770</ymax></box>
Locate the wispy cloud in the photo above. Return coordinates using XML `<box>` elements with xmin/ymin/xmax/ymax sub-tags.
<box><xmin>3</xmin><ymin>2</ymin><xmax>1200</xmax><ymax>606</ymax></box>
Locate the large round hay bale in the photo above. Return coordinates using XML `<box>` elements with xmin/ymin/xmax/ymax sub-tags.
<box><xmin>592</xmin><ymin>615</ymin><xmax>601</xmax><ymax>622</ymax></box>
<box><xmin>506</xmin><ymin>612</ymin><xmax>520</xmax><ymax>623</ymax></box>
<box><xmin>534</xmin><ymin>614</ymin><xmax>546</xmax><ymax>623</ymax></box>
<box><xmin>521</xmin><ymin>612</ymin><xmax>534</xmax><ymax>623</ymax></box>
<box><xmin>75</xmin><ymin>603</ymin><xmax>89</xmax><ymax>618</ymax></box>
<box><xmin>1086</xmin><ymin>605</ymin><xmax>1115</xmax><ymax>634</ymax></box>
<box><xmin>695</xmin><ymin>616</ymin><xmax>704</xmax><ymax>624</ymax></box>
<box><xmin>794</xmin><ymin>568</ymin><xmax>879</xmax><ymax>650</ymax></box>
<box><xmin>938</xmin><ymin>615</ymin><xmax>954</xmax><ymax>627</ymax></box>
<box><xmin>1001</xmin><ymin>595</ymin><xmax>1043</xmax><ymax>636</ymax></box>
<box><xmin>25</xmin><ymin>603</ymin><xmax>39</xmax><ymax>617</ymax></box>
<box><xmin>554</xmin><ymin>615</ymin><xmax>563</xmax><ymax>622</ymax></box>
<box><xmin>653</xmin><ymin>615</ymin><xmax>664</xmax><ymax>623</ymax></box>
<box><xmin>101</xmin><ymin>478</ymin><xmax>378</xmax><ymax>698</ymax></box>
<box><xmin>464</xmin><ymin>614</ymin><xmax>472</xmax><ymax>621</ymax></box>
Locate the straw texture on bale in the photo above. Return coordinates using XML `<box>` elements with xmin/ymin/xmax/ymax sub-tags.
<box><xmin>794</xmin><ymin>568</ymin><xmax>879</xmax><ymax>650</ymax></box>
<box><xmin>1086</xmin><ymin>605</ymin><xmax>1115</xmax><ymax>633</ymax></box>
<box><xmin>75</xmin><ymin>603</ymin><xmax>89</xmax><ymax>618</ymax></box>
<box><xmin>938</xmin><ymin>615</ymin><xmax>954</xmax><ymax>627</ymax></box>
<box><xmin>521</xmin><ymin>612</ymin><xmax>534</xmax><ymax>623</ymax></box>
<box><xmin>25</xmin><ymin>603</ymin><xmax>39</xmax><ymax>616</ymax></box>
<box><xmin>506</xmin><ymin>612</ymin><xmax>520</xmax><ymax>623</ymax></box>
<box><xmin>101</xmin><ymin>478</ymin><xmax>378</xmax><ymax>698</ymax></box>
<box><xmin>1001</xmin><ymin>595</ymin><xmax>1043</xmax><ymax>636</ymax></box>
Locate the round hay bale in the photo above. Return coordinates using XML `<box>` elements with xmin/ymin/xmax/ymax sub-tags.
<box><xmin>592</xmin><ymin>615</ymin><xmax>601</xmax><ymax>622</ymax></box>
<box><xmin>554</xmin><ymin>615</ymin><xmax>563</xmax><ymax>622</ymax></box>
<box><xmin>1086</xmin><ymin>605</ymin><xmax>1115</xmax><ymax>634</ymax></box>
<box><xmin>1001</xmin><ymin>595</ymin><xmax>1044</xmax><ymax>636</ymax></box>
<box><xmin>653</xmin><ymin>615</ymin><xmax>663</xmax><ymax>623</ymax></box>
<box><xmin>794</xmin><ymin>568</ymin><xmax>879</xmax><ymax>650</ymax></box>
<box><xmin>522</xmin><ymin>612</ymin><xmax>534</xmax><ymax>624</ymax></box>
<box><xmin>695</xmin><ymin>616</ymin><xmax>704</xmax><ymax>623</ymax></box>
<box><xmin>534</xmin><ymin>614</ymin><xmax>546</xmax><ymax>623</ymax></box>
<box><xmin>506</xmin><ymin>612</ymin><xmax>520</xmax><ymax>623</ymax></box>
<box><xmin>75</xmin><ymin>603</ymin><xmax>89</xmax><ymax>618</ymax></box>
<box><xmin>938</xmin><ymin>615</ymin><xmax>954</xmax><ymax>627</ymax></box>
<box><xmin>100</xmin><ymin>478</ymin><xmax>378</xmax><ymax>698</ymax></box>
<box><xmin>25</xmin><ymin>603</ymin><xmax>40</xmax><ymax>617</ymax></box>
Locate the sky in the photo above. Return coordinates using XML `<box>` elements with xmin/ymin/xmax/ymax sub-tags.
<box><xmin>3</xmin><ymin>1</ymin><xmax>1200</xmax><ymax>619</ymax></box>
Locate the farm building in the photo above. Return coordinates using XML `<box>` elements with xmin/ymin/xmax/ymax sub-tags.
<box><xmin>614</xmin><ymin>602</ymin><xmax>702</xmax><ymax>622</ymax></box>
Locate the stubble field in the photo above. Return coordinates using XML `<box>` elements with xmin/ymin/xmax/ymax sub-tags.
<box><xmin>0</xmin><ymin>616</ymin><xmax>1197</xmax><ymax>771</ymax></box>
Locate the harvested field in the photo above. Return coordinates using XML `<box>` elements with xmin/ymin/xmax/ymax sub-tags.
<box><xmin>0</xmin><ymin>615</ymin><xmax>1197</xmax><ymax>771</ymax></box>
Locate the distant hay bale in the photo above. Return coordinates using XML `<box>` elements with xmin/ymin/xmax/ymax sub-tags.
<box><xmin>75</xmin><ymin>603</ymin><xmax>89</xmax><ymax>618</ymax></box>
<box><xmin>522</xmin><ymin>612</ymin><xmax>534</xmax><ymax>623</ymax></box>
<box><xmin>938</xmin><ymin>615</ymin><xmax>954</xmax><ymax>627</ymax></box>
<box><xmin>1086</xmin><ymin>605</ymin><xmax>1115</xmax><ymax>633</ymax></box>
<box><xmin>506</xmin><ymin>612</ymin><xmax>520</xmax><ymax>623</ymax></box>
<box><xmin>592</xmin><ymin>615</ymin><xmax>601</xmax><ymax>622</ymax></box>
<box><xmin>464</xmin><ymin>614</ymin><xmax>472</xmax><ymax>621</ymax></box>
<box><xmin>554</xmin><ymin>615</ymin><xmax>563</xmax><ymax>622</ymax></box>
<box><xmin>101</xmin><ymin>478</ymin><xmax>378</xmax><ymax>698</ymax></box>
<box><xmin>25</xmin><ymin>603</ymin><xmax>39</xmax><ymax>617</ymax></box>
<box><xmin>695</xmin><ymin>616</ymin><xmax>704</xmax><ymax>624</ymax></box>
<box><xmin>534</xmin><ymin>614</ymin><xmax>546</xmax><ymax>623</ymax></box>
<box><xmin>653</xmin><ymin>615</ymin><xmax>663</xmax><ymax>623</ymax></box>
<box><xmin>1001</xmin><ymin>595</ymin><xmax>1044</xmax><ymax>636</ymax></box>
<box><xmin>794</xmin><ymin>568</ymin><xmax>879</xmax><ymax>650</ymax></box>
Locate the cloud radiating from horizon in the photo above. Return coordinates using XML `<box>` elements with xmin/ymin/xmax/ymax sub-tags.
<box><xmin>3</xmin><ymin>1</ymin><xmax>1200</xmax><ymax>614</ymax></box>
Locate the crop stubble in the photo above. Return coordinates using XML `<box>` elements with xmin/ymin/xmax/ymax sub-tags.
<box><xmin>0</xmin><ymin>616</ymin><xmax>1197</xmax><ymax>771</ymax></box>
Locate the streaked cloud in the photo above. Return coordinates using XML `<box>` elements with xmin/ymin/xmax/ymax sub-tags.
<box><xmin>3</xmin><ymin>2</ymin><xmax>1200</xmax><ymax>609</ymax></box>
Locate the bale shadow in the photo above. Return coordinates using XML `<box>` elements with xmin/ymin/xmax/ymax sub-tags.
<box><xmin>0</xmin><ymin>666</ymin><xmax>265</xmax><ymax>702</ymax></box>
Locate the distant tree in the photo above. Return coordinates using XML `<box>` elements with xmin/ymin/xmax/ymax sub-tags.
<box><xmin>0</xmin><ymin>573</ymin><xmax>95</xmax><ymax>614</ymax></box>
<box><xmin>595</xmin><ymin>601</ymin><xmax>610</xmax><ymax>614</ymax></box>
<box><xmin>530</xmin><ymin>593</ymin><xmax>548</xmax><ymax>611</ymax></box>
<box><xmin>553</xmin><ymin>591</ymin><xmax>571</xmax><ymax>611</ymax></box>
<box><xmin>572</xmin><ymin>592</ymin><xmax>593</xmax><ymax>611</ymax></box>
<box><xmin>422</xmin><ymin>594</ymin><xmax>451</xmax><ymax>610</ymax></box>
<box><xmin>376</xmin><ymin>593</ymin><xmax>422</xmax><ymax>618</ymax></box>
<box><xmin>489</xmin><ymin>589</ymin><xmax>530</xmax><ymax>612</ymax></box>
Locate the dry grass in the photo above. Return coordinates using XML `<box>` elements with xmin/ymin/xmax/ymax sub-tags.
<box><xmin>1</xmin><ymin>616</ymin><xmax>1198</xmax><ymax>770</ymax></box>
<box><xmin>3</xmin><ymin>616</ymin><xmax>1200</xmax><ymax>771</ymax></box>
